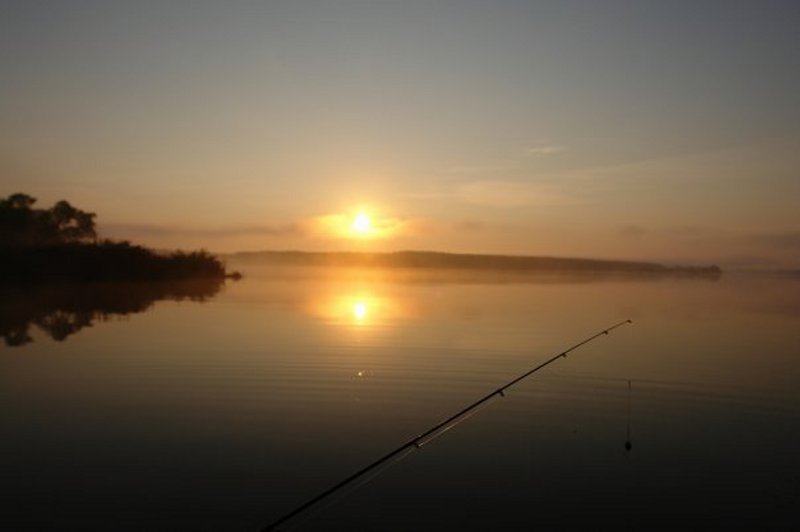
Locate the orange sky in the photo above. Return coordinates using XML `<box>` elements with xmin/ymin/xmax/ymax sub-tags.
<box><xmin>2</xmin><ymin>2</ymin><xmax>799</xmax><ymax>268</ymax></box>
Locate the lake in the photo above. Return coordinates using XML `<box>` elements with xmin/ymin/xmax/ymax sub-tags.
<box><xmin>2</xmin><ymin>267</ymin><xmax>799</xmax><ymax>530</ymax></box>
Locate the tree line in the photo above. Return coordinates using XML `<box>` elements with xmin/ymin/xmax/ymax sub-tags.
<box><xmin>0</xmin><ymin>193</ymin><xmax>96</xmax><ymax>247</ymax></box>
<box><xmin>0</xmin><ymin>192</ymin><xmax>234</xmax><ymax>281</ymax></box>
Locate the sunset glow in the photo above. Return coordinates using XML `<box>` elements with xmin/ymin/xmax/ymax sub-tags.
<box><xmin>308</xmin><ymin>209</ymin><xmax>410</xmax><ymax>243</ymax></box>
<box><xmin>2</xmin><ymin>2</ymin><xmax>799</xmax><ymax>267</ymax></box>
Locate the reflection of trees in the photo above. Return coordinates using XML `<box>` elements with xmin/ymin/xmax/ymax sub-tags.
<box><xmin>0</xmin><ymin>278</ymin><xmax>223</xmax><ymax>347</ymax></box>
<box><xmin>33</xmin><ymin>310</ymin><xmax>94</xmax><ymax>343</ymax></box>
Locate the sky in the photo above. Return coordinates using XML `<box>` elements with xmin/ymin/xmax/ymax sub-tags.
<box><xmin>2</xmin><ymin>0</ymin><xmax>799</xmax><ymax>267</ymax></box>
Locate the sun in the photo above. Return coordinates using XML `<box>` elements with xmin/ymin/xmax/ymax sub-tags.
<box><xmin>353</xmin><ymin>301</ymin><xmax>368</xmax><ymax>321</ymax></box>
<box><xmin>351</xmin><ymin>212</ymin><xmax>372</xmax><ymax>235</ymax></box>
<box><xmin>313</xmin><ymin>208</ymin><xmax>404</xmax><ymax>240</ymax></box>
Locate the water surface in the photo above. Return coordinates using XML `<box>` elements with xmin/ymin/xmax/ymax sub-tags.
<box><xmin>2</xmin><ymin>268</ymin><xmax>799</xmax><ymax>529</ymax></box>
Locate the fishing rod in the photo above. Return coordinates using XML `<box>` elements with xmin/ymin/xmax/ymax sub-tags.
<box><xmin>263</xmin><ymin>319</ymin><xmax>633</xmax><ymax>531</ymax></box>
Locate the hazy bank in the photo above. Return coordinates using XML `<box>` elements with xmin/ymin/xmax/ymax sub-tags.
<box><xmin>227</xmin><ymin>250</ymin><xmax>722</xmax><ymax>277</ymax></box>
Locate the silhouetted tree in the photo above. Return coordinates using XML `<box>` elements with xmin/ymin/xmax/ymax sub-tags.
<box><xmin>49</xmin><ymin>200</ymin><xmax>97</xmax><ymax>243</ymax></box>
<box><xmin>2</xmin><ymin>193</ymin><xmax>36</xmax><ymax>210</ymax></box>
<box><xmin>0</xmin><ymin>193</ymin><xmax>37</xmax><ymax>246</ymax></box>
<box><xmin>0</xmin><ymin>193</ymin><xmax>96</xmax><ymax>246</ymax></box>
<box><xmin>0</xmin><ymin>192</ymin><xmax>232</xmax><ymax>282</ymax></box>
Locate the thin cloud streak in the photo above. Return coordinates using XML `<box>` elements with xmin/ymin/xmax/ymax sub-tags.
<box><xmin>614</xmin><ymin>224</ymin><xmax>800</xmax><ymax>268</ymax></box>
<box><xmin>102</xmin><ymin>222</ymin><xmax>302</xmax><ymax>239</ymax></box>
<box><xmin>444</xmin><ymin>162</ymin><xmax>514</xmax><ymax>176</ymax></box>
<box><xmin>458</xmin><ymin>180</ymin><xmax>587</xmax><ymax>208</ymax></box>
<box><xmin>407</xmin><ymin>179</ymin><xmax>588</xmax><ymax>208</ymax></box>
<box><xmin>749</xmin><ymin>231</ymin><xmax>800</xmax><ymax>250</ymax></box>
<box><xmin>525</xmin><ymin>143</ymin><xmax>566</xmax><ymax>156</ymax></box>
<box><xmin>307</xmin><ymin>213</ymin><xmax>415</xmax><ymax>240</ymax></box>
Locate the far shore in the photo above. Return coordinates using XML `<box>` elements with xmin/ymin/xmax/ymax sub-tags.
<box><xmin>225</xmin><ymin>250</ymin><xmax>722</xmax><ymax>278</ymax></box>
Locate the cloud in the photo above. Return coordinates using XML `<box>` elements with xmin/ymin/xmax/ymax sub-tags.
<box><xmin>444</xmin><ymin>162</ymin><xmax>513</xmax><ymax>175</ymax></box>
<box><xmin>613</xmin><ymin>225</ymin><xmax>800</xmax><ymax>268</ymax></box>
<box><xmin>101</xmin><ymin>222</ymin><xmax>302</xmax><ymax>239</ymax></box>
<box><xmin>104</xmin><ymin>213</ymin><xmax>426</xmax><ymax>244</ymax></box>
<box><xmin>457</xmin><ymin>180</ymin><xmax>584</xmax><ymax>208</ymax></box>
<box><xmin>451</xmin><ymin>219</ymin><xmax>523</xmax><ymax>236</ymax></box>
<box><xmin>619</xmin><ymin>224</ymin><xmax>646</xmax><ymax>238</ymax></box>
<box><xmin>306</xmin><ymin>212</ymin><xmax>417</xmax><ymax>240</ymax></box>
<box><xmin>524</xmin><ymin>143</ymin><xmax>565</xmax><ymax>156</ymax></box>
<box><xmin>748</xmin><ymin>231</ymin><xmax>800</xmax><ymax>250</ymax></box>
<box><xmin>453</xmin><ymin>219</ymin><xmax>488</xmax><ymax>233</ymax></box>
<box><xmin>618</xmin><ymin>224</ymin><xmax>721</xmax><ymax>241</ymax></box>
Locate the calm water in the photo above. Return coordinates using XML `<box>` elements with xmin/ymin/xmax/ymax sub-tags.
<box><xmin>2</xmin><ymin>268</ymin><xmax>799</xmax><ymax>530</ymax></box>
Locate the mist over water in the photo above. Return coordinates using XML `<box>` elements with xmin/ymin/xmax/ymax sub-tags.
<box><xmin>2</xmin><ymin>267</ymin><xmax>799</xmax><ymax>529</ymax></box>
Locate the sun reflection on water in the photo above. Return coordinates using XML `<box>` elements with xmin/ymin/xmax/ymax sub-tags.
<box><xmin>307</xmin><ymin>282</ymin><xmax>408</xmax><ymax>329</ymax></box>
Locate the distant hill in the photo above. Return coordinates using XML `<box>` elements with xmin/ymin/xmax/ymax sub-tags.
<box><xmin>227</xmin><ymin>250</ymin><xmax>722</xmax><ymax>277</ymax></box>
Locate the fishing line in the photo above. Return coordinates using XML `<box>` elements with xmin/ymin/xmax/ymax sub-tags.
<box><xmin>625</xmin><ymin>379</ymin><xmax>633</xmax><ymax>453</ymax></box>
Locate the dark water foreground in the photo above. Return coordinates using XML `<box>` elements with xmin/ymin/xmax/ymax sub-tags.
<box><xmin>1</xmin><ymin>268</ymin><xmax>798</xmax><ymax>530</ymax></box>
